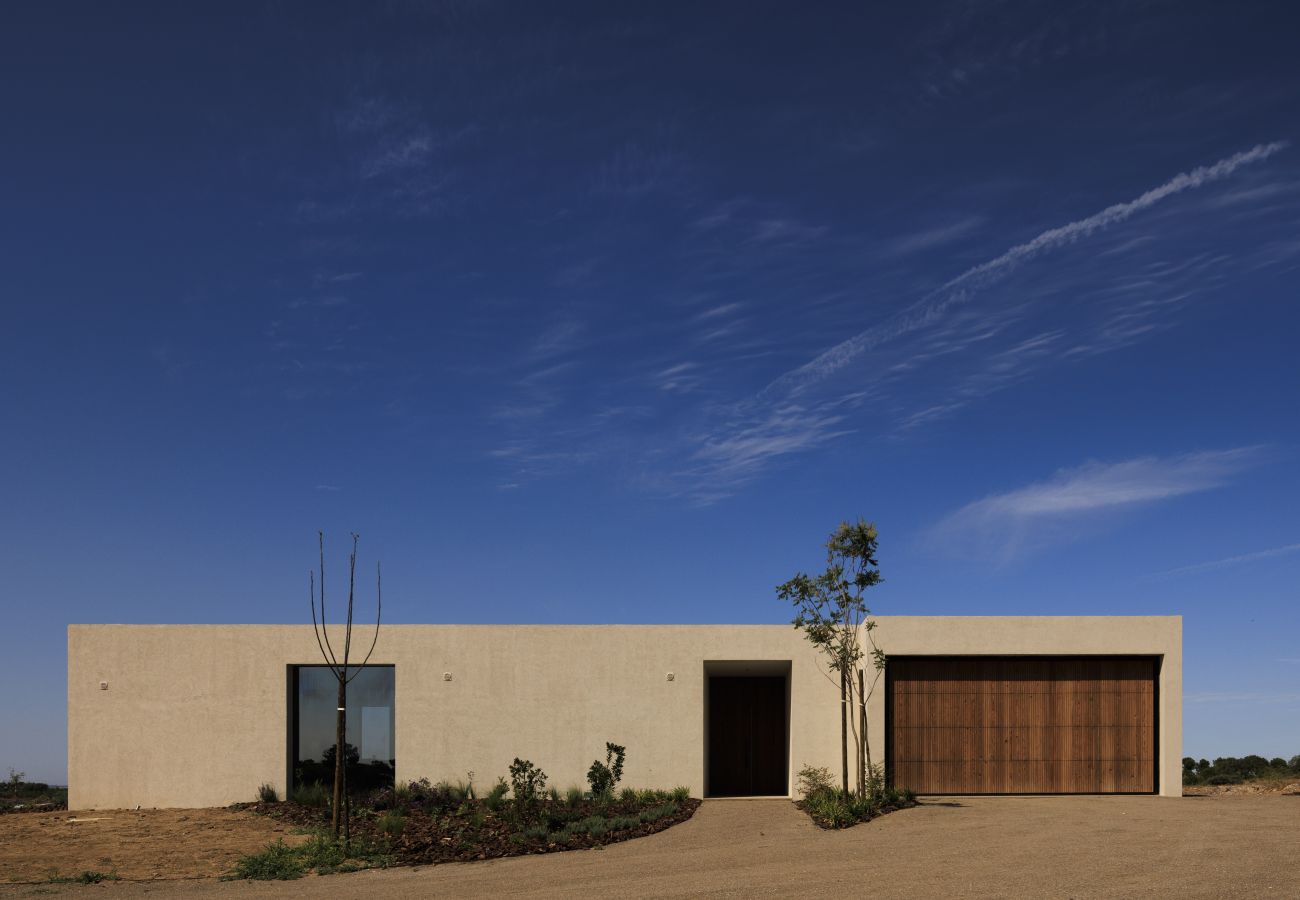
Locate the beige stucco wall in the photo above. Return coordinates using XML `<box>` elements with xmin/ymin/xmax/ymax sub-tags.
<box><xmin>67</xmin><ymin>617</ymin><xmax>1181</xmax><ymax>808</ymax></box>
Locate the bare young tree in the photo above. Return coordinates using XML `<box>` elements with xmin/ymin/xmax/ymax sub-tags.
<box><xmin>309</xmin><ymin>531</ymin><xmax>382</xmax><ymax>843</ymax></box>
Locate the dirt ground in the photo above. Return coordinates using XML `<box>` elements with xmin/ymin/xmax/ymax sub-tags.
<box><xmin>1183</xmin><ymin>778</ymin><xmax>1300</xmax><ymax>796</ymax></box>
<box><xmin>0</xmin><ymin>808</ymin><xmax>305</xmax><ymax>883</ymax></box>
<box><xmin>3</xmin><ymin>794</ymin><xmax>1299</xmax><ymax>898</ymax></box>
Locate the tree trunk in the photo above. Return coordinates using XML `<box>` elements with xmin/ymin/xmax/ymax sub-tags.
<box><xmin>840</xmin><ymin>668</ymin><xmax>849</xmax><ymax>796</ymax></box>
<box><xmin>858</xmin><ymin>667</ymin><xmax>868</xmax><ymax>794</ymax></box>
<box><xmin>332</xmin><ymin>677</ymin><xmax>345</xmax><ymax>837</ymax></box>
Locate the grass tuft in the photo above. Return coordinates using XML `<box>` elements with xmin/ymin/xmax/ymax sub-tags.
<box><xmin>230</xmin><ymin>840</ymin><xmax>307</xmax><ymax>881</ymax></box>
<box><xmin>290</xmin><ymin>781</ymin><xmax>329</xmax><ymax>808</ymax></box>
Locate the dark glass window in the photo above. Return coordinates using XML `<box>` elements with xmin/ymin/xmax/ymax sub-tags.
<box><xmin>292</xmin><ymin>665</ymin><xmax>395</xmax><ymax>794</ymax></box>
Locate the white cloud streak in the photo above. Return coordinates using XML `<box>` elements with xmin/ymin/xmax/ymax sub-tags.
<box><xmin>883</xmin><ymin>215</ymin><xmax>985</xmax><ymax>256</ymax></box>
<box><xmin>767</xmin><ymin>142</ymin><xmax>1287</xmax><ymax>397</ymax></box>
<box><xmin>1146</xmin><ymin>542</ymin><xmax>1300</xmax><ymax>580</ymax></box>
<box><xmin>1186</xmin><ymin>692</ymin><xmax>1300</xmax><ymax>704</ymax></box>
<box><xmin>930</xmin><ymin>447</ymin><xmax>1267</xmax><ymax>560</ymax></box>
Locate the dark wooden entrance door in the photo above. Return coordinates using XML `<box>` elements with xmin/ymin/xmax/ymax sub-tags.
<box><xmin>888</xmin><ymin>657</ymin><xmax>1157</xmax><ymax>794</ymax></box>
<box><xmin>707</xmin><ymin>676</ymin><xmax>788</xmax><ymax>796</ymax></box>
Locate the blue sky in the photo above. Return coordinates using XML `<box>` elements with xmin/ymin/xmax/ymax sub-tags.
<box><xmin>3</xmin><ymin>1</ymin><xmax>1299</xmax><ymax>784</ymax></box>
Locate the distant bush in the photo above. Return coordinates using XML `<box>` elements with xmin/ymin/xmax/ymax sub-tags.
<box><xmin>1183</xmin><ymin>755</ymin><xmax>1299</xmax><ymax>785</ymax></box>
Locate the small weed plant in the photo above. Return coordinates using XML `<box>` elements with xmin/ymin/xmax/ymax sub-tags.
<box><xmin>47</xmin><ymin>871</ymin><xmax>120</xmax><ymax>884</ymax></box>
<box><xmin>377</xmin><ymin>809</ymin><xmax>405</xmax><ymax>841</ymax></box>
<box><xmin>257</xmin><ymin>783</ymin><xmax>280</xmax><ymax>803</ymax></box>
<box><xmin>485</xmin><ymin>777</ymin><xmax>510</xmax><ymax>811</ymax></box>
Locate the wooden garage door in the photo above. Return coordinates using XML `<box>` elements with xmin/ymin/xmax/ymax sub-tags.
<box><xmin>888</xmin><ymin>657</ymin><xmax>1156</xmax><ymax>794</ymax></box>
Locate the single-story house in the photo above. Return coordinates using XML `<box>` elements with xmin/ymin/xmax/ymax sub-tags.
<box><xmin>67</xmin><ymin>616</ymin><xmax>1182</xmax><ymax>808</ymax></box>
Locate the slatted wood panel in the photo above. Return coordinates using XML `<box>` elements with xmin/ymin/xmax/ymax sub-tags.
<box><xmin>888</xmin><ymin>657</ymin><xmax>1156</xmax><ymax>794</ymax></box>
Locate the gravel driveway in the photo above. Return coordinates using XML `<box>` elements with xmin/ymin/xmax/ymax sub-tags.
<box><xmin>5</xmin><ymin>795</ymin><xmax>1297</xmax><ymax>898</ymax></box>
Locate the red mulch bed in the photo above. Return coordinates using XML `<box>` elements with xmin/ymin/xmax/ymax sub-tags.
<box><xmin>245</xmin><ymin>796</ymin><xmax>701</xmax><ymax>865</ymax></box>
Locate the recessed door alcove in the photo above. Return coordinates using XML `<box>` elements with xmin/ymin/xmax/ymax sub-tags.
<box><xmin>704</xmin><ymin>660</ymin><xmax>791</xmax><ymax>797</ymax></box>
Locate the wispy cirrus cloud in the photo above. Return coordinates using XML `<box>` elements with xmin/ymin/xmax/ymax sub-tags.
<box><xmin>929</xmin><ymin>447</ymin><xmax>1269</xmax><ymax>561</ymax></box>
<box><xmin>662</xmin><ymin>145</ymin><xmax>1287</xmax><ymax>502</ymax></box>
<box><xmin>1145</xmin><ymin>542</ymin><xmax>1300</xmax><ymax>580</ymax></box>
<box><xmin>882</xmin><ymin>215</ymin><xmax>985</xmax><ymax>257</ymax></box>
<box><xmin>768</xmin><ymin>142</ymin><xmax>1287</xmax><ymax>398</ymax></box>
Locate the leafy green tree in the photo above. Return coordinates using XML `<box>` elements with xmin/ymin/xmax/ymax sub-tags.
<box><xmin>778</xmin><ymin>519</ymin><xmax>885</xmax><ymax>797</ymax></box>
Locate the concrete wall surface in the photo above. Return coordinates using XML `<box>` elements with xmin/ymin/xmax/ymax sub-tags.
<box><xmin>67</xmin><ymin>617</ymin><xmax>1181</xmax><ymax>808</ymax></box>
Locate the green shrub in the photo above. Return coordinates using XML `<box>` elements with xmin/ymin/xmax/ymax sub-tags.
<box><xmin>547</xmin><ymin>785</ymin><xmax>560</xmax><ymax>802</ymax></box>
<box><xmin>586</xmin><ymin>742</ymin><xmax>626</xmax><ymax>798</ymax></box>
<box><xmin>565</xmin><ymin>785</ymin><xmax>585</xmax><ymax>807</ymax></box>
<box><xmin>522</xmin><ymin>824</ymin><xmax>549</xmax><ymax>841</ymax></box>
<box><xmin>796</xmin><ymin>765</ymin><xmax>835</xmax><ymax>799</ymax></box>
<box><xmin>509</xmin><ymin>758</ymin><xmax>548</xmax><ymax>807</ymax></box>
<box><xmin>607</xmin><ymin>815</ymin><xmax>639</xmax><ymax>830</ymax></box>
<box><xmin>231</xmin><ymin>840</ymin><xmax>307</xmax><ymax>881</ymax></box>
<box><xmin>291</xmin><ymin>781</ymin><xmax>329</xmax><ymax>808</ymax></box>
<box><xmin>256</xmin><ymin>783</ymin><xmax>280</xmax><ymax>804</ymax></box>
<box><xmin>671</xmin><ymin>785</ymin><xmax>690</xmax><ymax>802</ymax></box>
<box><xmin>619</xmin><ymin>786</ymin><xmax>638</xmax><ymax>803</ymax></box>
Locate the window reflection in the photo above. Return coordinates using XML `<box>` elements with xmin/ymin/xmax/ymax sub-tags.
<box><xmin>292</xmin><ymin>665</ymin><xmax>395</xmax><ymax>793</ymax></box>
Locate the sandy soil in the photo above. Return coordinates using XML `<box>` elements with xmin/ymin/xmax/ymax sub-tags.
<box><xmin>0</xmin><ymin>808</ymin><xmax>305</xmax><ymax>883</ymax></box>
<box><xmin>3</xmin><ymin>794</ymin><xmax>1299</xmax><ymax>898</ymax></box>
